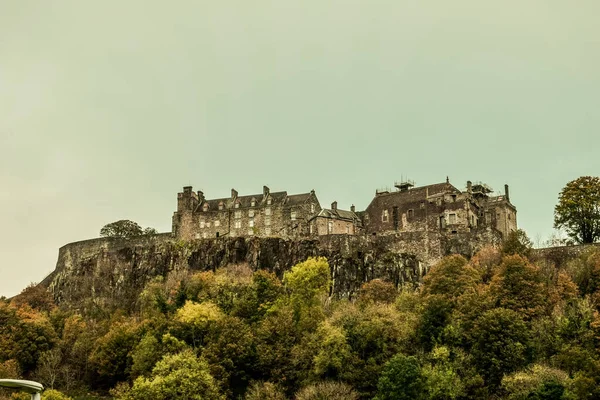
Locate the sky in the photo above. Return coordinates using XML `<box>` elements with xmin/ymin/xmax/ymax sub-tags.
<box><xmin>1</xmin><ymin>1</ymin><xmax>599</xmax><ymax>297</ymax></box>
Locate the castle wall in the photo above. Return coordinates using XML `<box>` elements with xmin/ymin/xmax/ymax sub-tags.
<box><xmin>313</xmin><ymin>217</ymin><xmax>358</xmax><ymax>236</ymax></box>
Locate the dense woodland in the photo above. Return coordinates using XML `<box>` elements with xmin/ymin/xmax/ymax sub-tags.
<box><xmin>1</xmin><ymin>234</ymin><xmax>600</xmax><ymax>399</ymax></box>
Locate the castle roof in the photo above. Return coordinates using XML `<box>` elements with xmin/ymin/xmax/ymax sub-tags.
<box><xmin>310</xmin><ymin>208</ymin><xmax>361</xmax><ymax>223</ymax></box>
<box><xmin>195</xmin><ymin>190</ymin><xmax>314</xmax><ymax>212</ymax></box>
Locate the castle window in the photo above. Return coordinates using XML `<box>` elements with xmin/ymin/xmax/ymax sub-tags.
<box><xmin>451</xmin><ymin>194</ymin><xmax>457</xmax><ymax>202</ymax></box>
<box><xmin>265</xmin><ymin>207</ymin><xmax>271</xmax><ymax>216</ymax></box>
<box><xmin>234</xmin><ymin>220</ymin><xmax>241</xmax><ymax>229</ymax></box>
<box><xmin>218</xmin><ymin>202</ymin><xmax>224</xmax><ymax>210</ymax></box>
<box><xmin>420</xmin><ymin>201</ymin><xmax>425</xmax><ymax>208</ymax></box>
<box><xmin>328</xmin><ymin>221</ymin><xmax>333</xmax><ymax>234</ymax></box>
<box><xmin>195</xmin><ymin>233</ymin><xmax>200</xmax><ymax>239</ymax></box>
<box><xmin>267</xmin><ymin>198</ymin><xmax>272</xmax><ymax>205</ymax></box>
<box><xmin>310</xmin><ymin>224</ymin><xmax>314</xmax><ymax>234</ymax></box>
<box><xmin>265</xmin><ymin>217</ymin><xmax>271</xmax><ymax>226</ymax></box>
<box><xmin>291</xmin><ymin>211</ymin><xmax>297</xmax><ymax>221</ymax></box>
<box><xmin>215</xmin><ymin>220</ymin><xmax>220</xmax><ymax>227</ymax></box>
<box><xmin>248</xmin><ymin>229</ymin><xmax>254</xmax><ymax>236</ymax></box>
<box><xmin>234</xmin><ymin>211</ymin><xmax>242</xmax><ymax>219</ymax></box>
<box><xmin>449</xmin><ymin>213</ymin><xmax>456</xmax><ymax>224</ymax></box>
<box><xmin>249</xmin><ymin>219</ymin><xmax>254</xmax><ymax>228</ymax></box>
<box><xmin>265</xmin><ymin>227</ymin><xmax>272</xmax><ymax>235</ymax></box>
<box><xmin>408</xmin><ymin>209</ymin><xmax>414</xmax><ymax>219</ymax></box>
<box><xmin>485</xmin><ymin>213</ymin><xmax>491</xmax><ymax>224</ymax></box>
<box><xmin>251</xmin><ymin>198</ymin><xmax>256</xmax><ymax>207</ymax></box>
<box><xmin>311</xmin><ymin>204</ymin><xmax>315</xmax><ymax>213</ymax></box>
<box><xmin>248</xmin><ymin>210</ymin><xmax>255</xmax><ymax>217</ymax></box>
<box><xmin>200</xmin><ymin>220</ymin><xmax>205</xmax><ymax>228</ymax></box>
<box><xmin>382</xmin><ymin>210</ymin><xmax>389</xmax><ymax>222</ymax></box>
<box><xmin>234</xmin><ymin>202</ymin><xmax>240</xmax><ymax>209</ymax></box>
<box><xmin>203</xmin><ymin>203</ymin><xmax>209</xmax><ymax>212</ymax></box>
<box><xmin>206</xmin><ymin>222</ymin><xmax>211</xmax><ymax>228</ymax></box>
<box><xmin>202</xmin><ymin>232</ymin><xmax>208</xmax><ymax>239</ymax></box>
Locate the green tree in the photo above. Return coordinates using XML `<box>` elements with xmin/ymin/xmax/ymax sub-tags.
<box><xmin>554</xmin><ymin>176</ymin><xmax>600</xmax><ymax>244</ymax></box>
<box><xmin>244</xmin><ymin>381</ymin><xmax>286</xmax><ymax>400</ymax></box>
<box><xmin>100</xmin><ymin>220</ymin><xmax>143</xmax><ymax>238</ymax></box>
<box><xmin>357</xmin><ymin>279</ymin><xmax>397</xmax><ymax>305</ymax></box>
<box><xmin>295</xmin><ymin>381</ymin><xmax>359</xmax><ymax>400</ymax></box>
<box><xmin>422</xmin><ymin>255</ymin><xmax>480</xmax><ymax>302</ymax></box>
<box><xmin>89</xmin><ymin>320</ymin><xmax>140</xmax><ymax>388</ymax></box>
<box><xmin>490</xmin><ymin>255</ymin><xmax>547</xmax><ymax>320</ymax></box>
<box><xmin>375</xmin><ymin>354</ymin><xmax>425</xmax><ymax>400</ymax></box>
<box><xmin>118</xmin><ymin>349</ymin><xmax>224</xmax><ymax>400</ymax></box>
<box><xmin>470</xmin><ymin>308</ymin><xmax>531</xmax><ymax>387</ymax></box>
<box><xmin>203</xmin><ymin>316</ymin><xmax>257</xmax><ymax>398</ymax></box>
<box><xmin>502</xmin><ymin>229</ymin><xmax>533</xmax><ymax>258</ymax></box>
<box><xmin>501</xmin><ymin>364</ymin><xmax>572</xmax><ymax>400</ymax></box>
<box><xmin>42</xmin><ymin>389</ymin><xmax>72</xmax><ymax>400</ymax></box>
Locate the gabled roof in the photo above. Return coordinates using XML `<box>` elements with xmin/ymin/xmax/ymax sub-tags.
<box><xmin>286</xmin><ymin>192</ymin><xmax>314</xmax><ymax>206</ymax></box>
<box><xmin>194</xmin><ymin>190</ymin><xmax>315</xmax><ymax>212</ymax></box>
<box><xmin>310</xmin><ymin>208</ymin><xmax>360</xmax><ymax>223</ymax></box>
<box><xmin>366</xmin><ymin>181</ymin><xmax>460</xmax><ymax>211</ymax></box>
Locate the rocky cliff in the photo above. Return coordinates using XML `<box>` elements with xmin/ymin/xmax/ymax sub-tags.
<box><xmin>42</xmin><ymin>234</ymin><xmax>432</xmax><ymax>312</ymax></box>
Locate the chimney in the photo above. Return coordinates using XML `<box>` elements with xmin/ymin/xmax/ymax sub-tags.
<box><xmin>350</xmin><ymin>204</ymin><xmax>355</xmax><ymax>213</ymax></box>
<box><xmin>197</xmin><ymin>191</ymin><xmax>205</xmax><ymax>202</ymax></box>
<box><xmin>231</xmin><ymin>188</ymin><xmax>238</xmax><ymax>199</ymax></box>
<box><xmin>504</xmin><ymin>184</ymin><xmax>510</xmax><ymax>201</ymax></box>
<box><xmin>183</xmin><ymin>186</ymin><xmax>193</xmax><ymax>194</ymax></box>
<box><xmin>263</xmin><ymin>185</ymin><xmax>270</xmax><ymax>197</ymax></box>
<box><xmin>467</xmin><ymin>181</ymin><xmax>472</xmax><ymax>193</ymax></box>
<box><xmin>331</xmin><ymin>201</ymin><xmax>337</xmax><ymax>210</ymax></box>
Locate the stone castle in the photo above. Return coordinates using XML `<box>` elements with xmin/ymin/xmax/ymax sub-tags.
<box><xmin>172</xmin><ymin>178</ymin><xmax>517</xmax><ymax>257</ymax></box>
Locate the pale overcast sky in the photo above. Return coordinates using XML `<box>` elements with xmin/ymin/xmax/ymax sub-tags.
<box><xmin>1</xmin><ymin>1</ymin><xmax>599</xmax><ymax>297</ymax></box>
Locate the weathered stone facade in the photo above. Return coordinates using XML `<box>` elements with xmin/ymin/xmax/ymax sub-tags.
<box><xmin>172</xmin><ymin>186</ymin><xmax>322</xmax><ymax>241</ymax></box>
<box><xmin>309</xmin><ymin>202</ymin><xmax>362</xmax><ymax>236</ymax></box>
<box><xmin>363</xmin><ymin>179</ymin><xmax>517</xmax><ymax>240</ymax></box>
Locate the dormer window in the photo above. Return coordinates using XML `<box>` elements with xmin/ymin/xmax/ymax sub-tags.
<box><xmin>250</xmin><ymin>198</ymin><xmax>256</xmax><ymax>207</ymax></box>
<box><xmin>218</xmin><ymin>202</ymin><xmax>224</xmax><ymax>210</ymax></box>
<box><xmin>202</xmin><ymin>203</ymin><xmax>209</xmax><ymax>212</ymax></box>
<box><xmin>266</xmin><ymin>197</ymin><xmax>272</xmax><ymax>205</ymax></box>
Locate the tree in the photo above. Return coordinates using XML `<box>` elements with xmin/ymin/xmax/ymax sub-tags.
<box><xmin>357</xmin><ymin>279</ymin><xmax>397</xmax><ymax>305</ymax></box>
<box><xmin>100</xmin><ymin>220</ymin><xmax>157</xmax><ymax>238</ymax></box>
<box><xmin>375</xmin><ymin>354</ymin><xmax>425</xmax><ymax>400</ymax></box>
<box><xmin>490</xmin><ymin>255</ymin><xmax>547</xmax><ymax>320</ymax></box>
<box><xmin>295</xmin><ymin>381</ymin><xmax>359</xmax><ymax>400</ymax></box>
<box><xmin>502</xmin><ymin>229</ymin><xmax>533</xmax><ymax>257</ymax></box>
<box><xmin>118</xmin><ymin>350</ymin><xmax>224</xmax><ymax>400</ymax></box>
<box><xmin>100</xmin><ymin>220</ymin><xmax>143</xmax><ymax>238</ymax></box>
<box><xmin>470</xmin><ymin>308</ymin><xmax>531</xmax><ymax>387</ymax></box>
<box><xmin>554</xmin><ymin>176</ymin><xmax>600</xmax><ymax>244</ymax></box>
<box><xmin>422</xmin><ymin>255</ymin><xmax>480</xmax><ymax>302</ymax></box>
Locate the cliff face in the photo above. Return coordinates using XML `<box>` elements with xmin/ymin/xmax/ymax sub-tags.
<box><xmin>43</xmin><ymin>234</ymin><xmax>429</xmax><ymax>312</ymax></box>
